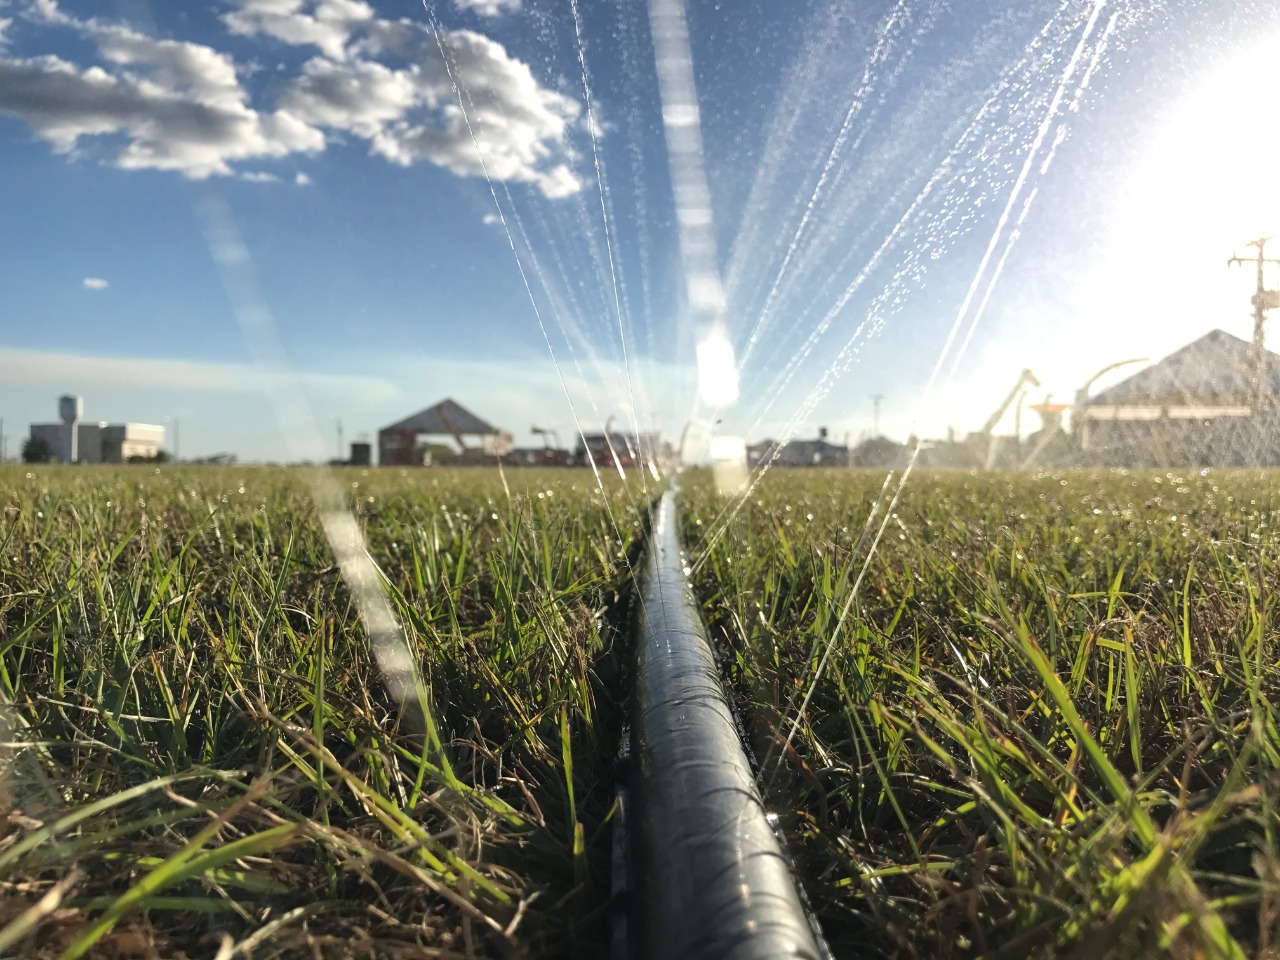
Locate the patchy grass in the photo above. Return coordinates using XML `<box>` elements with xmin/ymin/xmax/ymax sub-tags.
<box><xmin>0</xmin><ymin>466</ymin><xmax>646</xmax><ymax>959</ymax></box>
<box><xmin>11</xmin><ymin>461</ymin><xmax>1279</xmax><ymax>959</ymax></box>
<box><xmin>683</xmin><ymin>468</ymin><xmax>1280</xmax><ymax>960</ymax></box>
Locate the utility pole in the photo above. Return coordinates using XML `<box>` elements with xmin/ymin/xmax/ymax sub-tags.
<box><xmin>1228</xmin><ymin>238</ymin><xmax>1280</xmax><ymax>414</ymax></box>
<box><xmin>336</xmin><ymin>418</ymin><xmax>344</xmax><ymax>461</ymax></box>
<box><xmin>870</xmin><ymin>393</ymin><xmax>885</xmax><ymax>436</ymax></box>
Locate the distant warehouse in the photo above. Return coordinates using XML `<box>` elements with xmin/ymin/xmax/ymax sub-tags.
<box><xmin>29</xmin><ymin>396</ymin><xmax>165</xmax><ymax>464</ymax></box>
<box><xmin>1079</xmin><ymin>330</ymin><xmax>1280</xmax><ymax>467</ymax></box>
<box><xmin>378</xmin><ymin>399</ymin><xmax>511</xmax><ymax>466</ymax></box>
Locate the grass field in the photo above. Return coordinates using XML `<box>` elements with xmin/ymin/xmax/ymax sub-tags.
<box><xmin>5</xmin><ymin>463</ymin><xmax>1280</xmax><ymax>959</ymax></box>
<box><xmin>0</xmin><ymin>466</ymin><xmax>646</xmax><ymax>958</ymax></box>
<box><xmin>684</xmin><ymin>468</ymin><xmax>1280</xmax><ymax>959</ymax></box>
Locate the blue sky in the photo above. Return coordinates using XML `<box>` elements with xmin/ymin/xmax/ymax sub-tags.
<box><xmin>1</xmin><ymin>0</ymin><xmax>1278</xmax><ymax>462</ymax></box>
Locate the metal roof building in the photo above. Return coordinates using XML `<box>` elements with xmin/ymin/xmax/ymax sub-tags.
<box><xmin>1080</xmin><ymin>329</ymin><xmax>1280</xmax><ymax>466</ymax></box>
<box><xmin>377</xmin><ymin>399</ymin><xmax>506</xmax><ymax>466</ymax></box>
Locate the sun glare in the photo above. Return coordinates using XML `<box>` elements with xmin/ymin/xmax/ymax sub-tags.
<box><xmin>1088</xmin><ymin>30</ymin><xmax>1280</xmax><ymax>358</ymax></box>
<box><xmin>695</xmin><ymin>327</ymin><xmax>741</xmax><ymax>408</ymax></box>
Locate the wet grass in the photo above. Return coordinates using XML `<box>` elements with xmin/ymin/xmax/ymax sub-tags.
<box><xmin>0</xmin><ymin>465</ymin><xmax>646</xmax><ymax>959</ymax></box>
<box><xmin>683</xmin><ymin>467</ymin><xmax>1280</xmax><ymax>960</ymax></box>
<box><xmin>10</xmin><ymin>461</ymin><xmax>1279</xmax><ymax>959</ymax></box>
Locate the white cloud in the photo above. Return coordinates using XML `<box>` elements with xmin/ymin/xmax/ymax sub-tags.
<box><xmin>294</xmin><ymin>171</ymin><xmax>312</xmax><ymax>185</ymax></box>
<box><xmin>29</xmin><ymin>1</ymin><xmax>67</xmax><ymax>27</ymax></box>
<box><xmin>82</xmin><ymin>276</ymin><xmax>108</xmax><ymax>290</ymax></box>
<box><xmin>280</xmin><ymin>56</ymin><xmax>416</xmax><ymax>136</ymax></box>
<box><xmin>0</xmin><ymin>18</ymin><xmax>13</xmax><ymax>48</ymax></box>
<box><xmin>482</xmin><ymin>212</ymin><xmax>499</xmax><ymax>225</ymax></box>
<box><xmin>0</xmin><ymin>4</ymin><xmax>325</xmax><ymax>178</ymax></box>
<box><xmin>0</xmin><ymin>344</ymin><xmax>398</xmax><ymax>399</ymax></box>
<box><xmin>0</xmin><ymin>52</ymin><xmax>323</xmax><ymax>177</ymax></box>
<box><xmin>92</xmin><ymin>24</ymin><xmax>244</xmax><ymax>108</ymax></box>
<box><xmin>453</xmin><ymin>0</ymin><xmax>521</xmax><ymax>16</ymax></box>
<box><xmin>356</xmin><ymin>27</ymin><xmax>582</xmax><ymax>197</ymax></box>
<box><xmin>223</xmin><ymin>0</ymin><xmax>375</xmax><ymax>61</ymax></box>
<box><xmin>241</xmin><ymin>170</ymin><xmax>280</xmax><ymax>182</ymax></box>
<box><xmin>259</xmin><ymin>12</ymin><xmax>583</xmax><ymax>197</ymax></box>
<box><xmin>2</xmin><ymin>0</ymin><xmax>582</xmax><ymax>195</ymax></box>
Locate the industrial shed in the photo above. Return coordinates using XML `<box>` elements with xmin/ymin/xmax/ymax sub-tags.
<box><xmin>1080</xmin><ymin>330</ymin><xmax>1280</xmax><ymax>466</ymax></box>
<box><xmin>378</xmin><ymin>399</ymin><xmax>509</xmax><ymax>466</ymax></box>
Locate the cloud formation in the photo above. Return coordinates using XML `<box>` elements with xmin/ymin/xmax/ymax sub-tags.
<box><xmin>280</xmin><ymin>56</ymin><xmax>416</xmax><ymax>137</ymax></box>
<box><xmin>82</xmin><ymin>276</ymin><xmax>108</xmax><ymax>290</ymax></box>
<box><xmin>0</xmin><ymin>7</ymin><xmax>324</xmax><ymax>178</ymax></box>
<box><xmin>223</xmin><ymin>0</ymin><xmax>374</xmax><ymax>61</ymax></box>
<box><xmin>0</xmin><ymin>342</ymin><xmax>399</xmax><ymax>400</ymax></box>
<box><xmin>269</xmin><ymin>12</ymin><xmax>583</xmax><ymax>197</ymax></box>
<box><xmin>453</xmin><ymin>0</ymin><xmax>522</xmax><ymax>17</ymax></box>
<box><xmin>0</xmin><ymin>0</ymin><xmax>582</xmax><ymax>195</ymax></box>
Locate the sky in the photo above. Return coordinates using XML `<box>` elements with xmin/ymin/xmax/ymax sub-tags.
<box><xmin>2</xmin><ymin>0</ymin><xmax>1280</xmax><ymax>462</ymax></box>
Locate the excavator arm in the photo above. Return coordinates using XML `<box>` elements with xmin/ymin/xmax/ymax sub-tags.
<box><xmin>981</xmin><ymin>368</ymin><xmax>1041</xmax><ymax>435</ymax></box>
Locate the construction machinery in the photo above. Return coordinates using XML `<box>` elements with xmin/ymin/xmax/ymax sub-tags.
<box><xmin>531</xmin><ymin>425</ymin><xmax>562</xmax><ymax>452</ymax></box>
<box><xmin>981</xmin><ymin>369</ymin><xmax>1041</xmax><ymax>436</ymax></box>
<box><xmin>529</xmin><ymin>425</ymin><xmax>571</xmax><ymax>466</ymax></box>
<box><xmin>979</xmin><ymin>368</ymin><xmax>1039</xmax><ymax>469</ymax></box>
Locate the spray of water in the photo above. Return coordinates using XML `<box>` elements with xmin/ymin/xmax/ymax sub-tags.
<box><xmin>692</xmin><ymin>0</ymin><xmax>1118</xmax><ymax>577</ymax></box>
<box><xmin>420</xmin><ymin>1</ymin><xmax>648</xmax><ymax>585</ymax></box>
<box><xmin>569</xmin><ymin>0</ymin><xmax>650</xmax><ymax>475</ymax></box>
<box><xmin>736</xmin><ymin>0</ymin><xmax>914</xmax><ymax>374</ymax></box>
<box><xmin>765</xmin><ymin>0</ymin><xmax>1120</xmax><ymax>780</ymax></box>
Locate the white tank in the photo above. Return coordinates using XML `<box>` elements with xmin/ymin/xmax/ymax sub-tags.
<box><xmin>58</xmin><ymin>395</ymin><xmax>83</xmax><ymax>463</ymax></box>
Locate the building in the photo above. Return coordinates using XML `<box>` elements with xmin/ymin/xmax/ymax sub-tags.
<box><xmin>29</xmin><ymin>396</ymin><xmax>164</xmax><ymax>463</ymax></box>
<box><xmin>849</xmin><ymin>435</ymin><xmax>906</xmax><ymax>468</ymax></box>
<box><xmin>1078</xmin><ymin>329</ymin><xmax>1280</xmax><ymax>467</ymax></box>
<box><xmin>349</xmin><ymin>442</ymin><xmax>372</xmax><ymax>467</ymax></box>
<box><xmin>378</xmin><ymin>399</ymin><xmax>511</xmax><ymax>466</ymax></box>
<box><xmin>30</xmin><ymin>422</ymin><xmax>166</xmax><ymax>464</ymax></box>
<box><xmin>748</xmin><ymin>429</ymin><xmax>848</xmax><ymax>467</ymax></box>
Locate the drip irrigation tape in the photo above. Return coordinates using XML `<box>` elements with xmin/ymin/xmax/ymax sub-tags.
<box><xmin>627</xmin><ymin>490</ymin><xmax>823</xmax><ymax>959</ymax></box>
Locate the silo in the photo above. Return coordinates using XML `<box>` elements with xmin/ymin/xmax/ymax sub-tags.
<box><xmin>58</xmin><ymin>395</ymin><xmax>83</xmax><ymax>464</ymax></box>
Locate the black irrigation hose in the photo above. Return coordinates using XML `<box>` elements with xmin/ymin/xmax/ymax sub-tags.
<box><xmin>626</xmin><ymin>490</ymin><xmax>824</xmax><ymax>960</ymax></box>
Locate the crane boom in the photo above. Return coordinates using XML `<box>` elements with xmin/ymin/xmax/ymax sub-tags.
<box><xmin>982</xmin><ymin>368</ymin><xmax>1040</xmax><ymax>435</ymax></box>
<box><xmin>531</xmin><ymin>425</ymin><xmax>562</xmax><ymax>451</ymax></box>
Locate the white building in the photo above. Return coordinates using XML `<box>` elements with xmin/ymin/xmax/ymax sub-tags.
<box><xmin>30</xmin><ymin>396</ymin><xmax>165</xmax><ymax>463</ymax></box>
